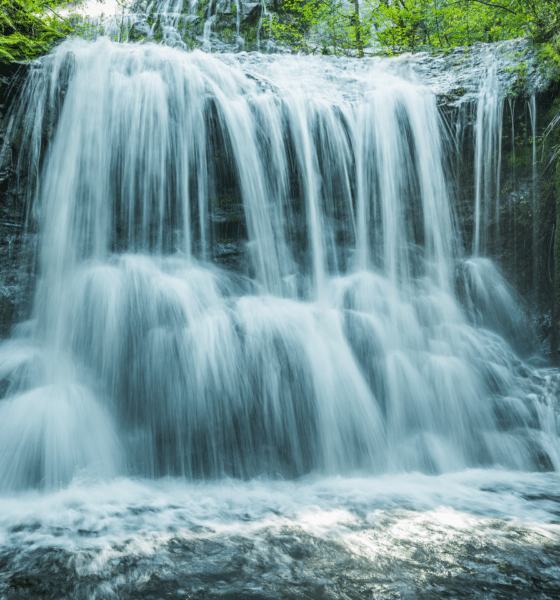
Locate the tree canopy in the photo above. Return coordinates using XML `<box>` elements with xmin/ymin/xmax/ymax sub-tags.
<box><xmin>0</xmin><ymin>0</ymin><xmax>72</xmax><ymax>64</ymax></box>
<box><xmin>2</xmin><ymin>0</ymin><xmax>560</xmax><ymax>65</ymax></box>
<box><xmin>267</xmin><ymin>0</ymin><xmax>560</xmax><ymax>55</ymax></box>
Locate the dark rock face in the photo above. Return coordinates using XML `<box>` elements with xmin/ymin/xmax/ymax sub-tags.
<box><xmin>0</xmin><ymin>224</ymin><xmax>36</xmax><ymax>338</ymax></box>
<box><xmin>0</xmin><ymin>65</ymin><xmax>36</xmax><ymax>337</ymax></box>
<box><xmin>447</xmin><ymin>82</ymin><xmax>560</xmax><ymax>358</ymax></box>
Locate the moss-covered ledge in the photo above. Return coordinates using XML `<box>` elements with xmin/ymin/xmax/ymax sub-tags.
<box><xmin>0</xmin><ymin>0</ymin><xmax>70</xmax><ymax>65</ymax></box>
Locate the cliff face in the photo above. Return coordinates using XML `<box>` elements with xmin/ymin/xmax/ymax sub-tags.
<box><xmin>446</xmin><ymin>83</ymin><xmax>560</xmax><ymax>358</ymax></box>
<box><xmin>0</xmin><ymin>62</ymin><xmax>37</xmax><ymax>337</ymax></box>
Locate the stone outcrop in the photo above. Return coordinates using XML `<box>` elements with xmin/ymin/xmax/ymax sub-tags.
<box><xmin>0</xmin><ymin>62</ymin><xmax>36</xmax><ymax>337</ymax></box>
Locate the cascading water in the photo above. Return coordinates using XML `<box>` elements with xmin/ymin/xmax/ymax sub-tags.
<box><xmin>1</xmin><ymin>36</ymin><xmax>560</xmax><ymax>599</ymax></box>
<box><xmin>529</xmin><ymin>94</ymin><xmax>538</xmax><ymax>294</ymax></box>
<box><xmin>74</xmin><ymin>0</ymin><xmax>273</xmax><ymax>53</ymax></box>
<box><xmin>472</xmin><ymin>64</ymin><xmax>503</xmax><ymax>257</ymax></box>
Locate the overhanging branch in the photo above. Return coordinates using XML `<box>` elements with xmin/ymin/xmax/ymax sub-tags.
<box><xmin>445</xmin><ymin>0</ymin><xmax>517</xmax><ymax>15</ymax></box>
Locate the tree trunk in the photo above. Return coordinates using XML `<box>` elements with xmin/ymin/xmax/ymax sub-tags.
<box><xmin>353</xmin><ymin>0</ymin><xmax>364</xmax><ymax>57</ymax></box>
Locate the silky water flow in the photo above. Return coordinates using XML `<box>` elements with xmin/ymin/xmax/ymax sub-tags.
<box><xmin>0</xmin><ymin>38</ymin><xmax>559</xmax><ymax>599</ymax></box>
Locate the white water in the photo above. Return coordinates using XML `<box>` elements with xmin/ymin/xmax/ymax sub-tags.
<box><xmin>66</xmin><ymin>0</ymin><xmax>272</xmax><ymax>52</ymax></box>
<box><xmin>472</xmin><ymin>64</ymin><xmax>503</xmax><ymax>256</ymax></box>
<box><xmin>1</xmin><ymin>471</ymin><xmax>560</xmax><ymax>597</ymax></box>
<box><xmin>4</xmin><ymin>471</ymin><xmax>560</xmax><ymax>550</ymax></box>
<box><xmin>529</xmin><ymin>94</ymin><xmax>538</xmax><ymax>295</ymax></box>
<box><xmin>0</xmin><ymin>37</ymin><xmax>559</xmax><ymax>598</ymax></box>
<box><xmin>1</xmin><ymin>38</ymin><xmax>557</xmax><ymax>488</ymax></box>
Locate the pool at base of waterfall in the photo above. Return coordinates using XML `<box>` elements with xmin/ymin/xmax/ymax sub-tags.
<box><xmin>1</xmin><ymin>471</ymin><xmax>559</xmax><ymax>599</ymax></box>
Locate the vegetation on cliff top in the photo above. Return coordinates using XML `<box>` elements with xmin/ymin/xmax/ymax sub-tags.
<box><xmin>0</xmin><ymin>0</ymin><xmax>75</xmax><ymax>64</ymax></box>
<box><xmin>2</xmin><ymin>0</ymin><xmax>560</xmax><ymax>64</ymax></box>
<box><xmin>266</xmin><ymin>0</ymin><xmax>559</xmax><ymax>55</ymax></box>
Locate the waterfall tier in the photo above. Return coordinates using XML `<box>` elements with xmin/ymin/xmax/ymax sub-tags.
<box><xmin>0</xmin><ymin>38</ymin><xmax>557</xmax><ymax>492</ymax></box>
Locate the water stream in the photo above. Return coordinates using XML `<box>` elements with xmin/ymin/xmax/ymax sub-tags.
<box><xmin>1</xmin><ymin>37</ymin><xmax>559</xmax><ymax>598</ymax></box>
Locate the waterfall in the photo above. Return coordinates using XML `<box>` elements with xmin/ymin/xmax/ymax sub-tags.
<box><xmin>472</xmin><ymin>64</ymin><xmax>503</xmax><ymax>257</ymax></box>
<box><xmin>529</xmin><ymin>94</ymin><xmax>538</xmax><ymax>296</ymax></box>
<box><xmin>508</xmin><ymin>97</ymin><xmax>518</xmax><ymax>276</ymax></box>
<box><xmin>0</xmin><ymin>38</ymin><xmax>558</xmax><ymax>494</ymax></box>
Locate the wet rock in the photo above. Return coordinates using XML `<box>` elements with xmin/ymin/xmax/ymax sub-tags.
<box><xmin>129</xmin><ymin>20</ymin><xmax>151</xmax><ymax>42</ymax></box>
<box><xmin>0</xmin><ymin>293</ymin><xmax>15</xmax><ymax>338</ymax></box>
<box><xmin>241</xmin><ymin>2</ymin><xmax>260</xmax><ymax>16</ymax></box>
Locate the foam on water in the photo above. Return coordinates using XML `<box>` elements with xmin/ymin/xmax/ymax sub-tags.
<box><xmin>1</xmin><ymin>472</ymin><xmax>560</xmax><ymax>598</ymax></box>
<box><xmin>1</xmin><ymin>471</ymin><xmax>559</xmax><ymax>550</ymax></box>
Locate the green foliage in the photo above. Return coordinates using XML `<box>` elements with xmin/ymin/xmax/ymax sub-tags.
<box><xmin>0</xmin><ymin>0</ymin><xmax>73</xmax><ymax>63</ymax></box>
<box><xmin>268</xmin><ymin>0</ymin><xmax>560</xmax><ymax>55</ymax></box>
<box><xmin>265</xmin><ymin>0</ymin><xmax>370</xmax><ymax>55</ymax></box>
<box><xmin>3</xmin><ymin>0</ymin><xmax>559</xmax><ymax>64</ymax></box>
<box><xmin>375</xmin><ymin>0</ymin><xmax>527</xmax><ymax>52</ymax></box>
<box><xmin>544</xmin><ymin>99</ymin><xmax>560</xmax><ymax>179</ymax></box>
<box><xmin>536</xmin><ymin>37</ymin><xmax>560</xmax><ymax>84</ymax></box>
<box><xmin>373</xmin><ymin>0</ymin><xmax>559</xmax><ymax>52</ymax></box>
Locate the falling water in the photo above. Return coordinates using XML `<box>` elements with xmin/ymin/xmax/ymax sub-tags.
<box><xmin>508</xmin><ymin>97</ymin><xmax>518</xmax><ymax>276</ymax></box>
<box><xmin>0</xmin><ymin>37</ymin><xmax>559</xmax><ymax>598</ymax></box>
<box><xmin>76</xmin><ymin>0</ymin><xmax>272</xmax><ymax>52</ymax></box>
<box><xmin>472</xmin><ymin>64</ymin><xmax>503</xmax><ymax>256</ymax></box>
<box><xmin>529</xmin><ymin>94</ymin><xmax>538</xmax><ymax>296</ymax></box>
<box><xmin>1</xmin><ymin>37</ymin><xmax>555</xmax><ymax>487</ymax></box>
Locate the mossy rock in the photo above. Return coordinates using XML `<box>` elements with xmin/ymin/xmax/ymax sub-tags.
<box><xmin>0</xmin><ymin>0</ymin><xmax>70</xmax><ymax>65</ymax></box>
<box><xmin>129</xmin><ymin>21</ymin><xmax>151</xmax><ymax>42</ymax></box>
